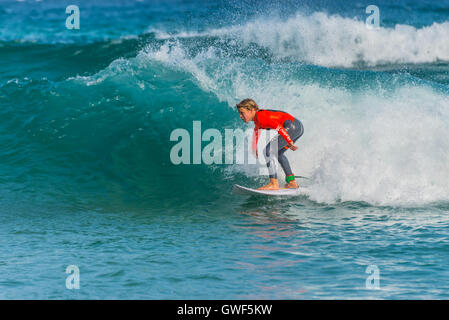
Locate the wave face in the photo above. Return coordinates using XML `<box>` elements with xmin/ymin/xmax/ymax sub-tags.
<box><xmin>1</xmin><ymin>0</ymin><xmax>449</xmax><ymax>208</ymax></box>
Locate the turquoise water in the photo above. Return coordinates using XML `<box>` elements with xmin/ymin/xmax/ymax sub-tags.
<box><xmin>1</xmin><ymin>0</ymin><xmax>449</xmax><ymax>299</ymax></box>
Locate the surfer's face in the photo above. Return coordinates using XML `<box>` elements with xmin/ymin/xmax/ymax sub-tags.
<box><xmin>238</xmin><ymin>108</ymin><xmax>254</xmax><ymax>123</ymax></box>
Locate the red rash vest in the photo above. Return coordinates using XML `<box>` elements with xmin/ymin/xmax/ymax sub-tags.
<box><xmin>252</xmin><ymin>109</ymin><xmax>295</xmax><ymax>150</ymax></box>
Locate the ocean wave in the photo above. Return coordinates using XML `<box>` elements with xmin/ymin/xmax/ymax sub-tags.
<box><xmin>2</xmin><ymin>35</ymin><xmax>449</xmax><ymax>207</ymax></box>
<box><xmin>150</xmin><ymin>11</ymin><xmax>449</xmax><ymax>68</ymax></box>
<box><xmin>136</xmin><ymin>41</ymin><xmax>449</xmax><ymax>206</ymax></box>
<box><xmin>0</xmin><ymin>48</ymin><xmax>238</xmax><ymax>207</ymax></box>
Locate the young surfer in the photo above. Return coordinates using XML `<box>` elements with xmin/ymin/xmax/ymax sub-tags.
<box><xmin>236</xmin><ymin>98</ymin><xmax>304</xmax><ymax>190</ymax></box>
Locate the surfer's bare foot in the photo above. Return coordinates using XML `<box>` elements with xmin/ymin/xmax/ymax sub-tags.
<box><xmin>283</xmin><ymin>180</ymin><xmax>299</xmax><ymax>189</ymax></box>
<box><xmin>258</xmin><ymin>178</ymin><xmax>279</xmax><ymax>190</ymax></box>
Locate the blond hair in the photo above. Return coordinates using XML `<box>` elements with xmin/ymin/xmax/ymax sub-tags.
<box><xmin>236</xmin><ymin>98</ymin><xmax>259</xmax><ymax>111</ymax></box>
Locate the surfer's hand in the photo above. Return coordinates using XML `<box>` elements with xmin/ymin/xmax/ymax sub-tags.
<box><xmin>288</xmin><ymin>143</ymin><xmax>298</xmax><ymax>151</ymax></box>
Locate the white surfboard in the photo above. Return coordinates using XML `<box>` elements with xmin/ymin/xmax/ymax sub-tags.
<box><xmin>233</xmin><ymin>184</ymin><xmax>302</xmax><ymax>196</ymax></box>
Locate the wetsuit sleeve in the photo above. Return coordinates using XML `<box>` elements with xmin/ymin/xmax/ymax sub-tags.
<box><xmin>252</xmin><ymin>125</ymin><xmax>260</xmax><ymax>151</ymax></box>
<box><xmin>276</xmin><ymin>125</ymin><xmax>293</xmax><ymax>145</ymax></box>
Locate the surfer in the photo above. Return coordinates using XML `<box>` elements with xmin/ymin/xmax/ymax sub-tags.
<box><xmin>236</xmin><ymin>98</ymin><xmax>304</xmax><ymax>190</ymax></box>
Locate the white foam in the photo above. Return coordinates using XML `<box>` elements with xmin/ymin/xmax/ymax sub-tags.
<box><xmin>139</xmin><ymin>41</ymin><xmax>224</xmax><ymax>93</ymax></box>
<box><xmin>150</xmin><ymin>12</ymin><xmax>449</xmax><ymax>68</ymax></box>
<box><xmin>233</xmin><ymin>77</ymin><xmax>449</xmax><ymax>206</ymax></box>
<box><xmin>301</xmin><ymin>86</ymin><xmax>449</xmax><ymax>205</ymax></box>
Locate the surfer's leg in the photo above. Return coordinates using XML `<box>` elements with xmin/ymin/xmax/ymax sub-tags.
<box><xmin>264</xmin><ymin>140</ymin><xmax>278</xmax><ymax>179</ymax></box>
<box><xmin>278</xmin><ymin>119</ymin><xmax>304</xmax><ymax>188</ymax></box>
<box><xmin>258</xmin><ymin>140</ymin><xmax>280</xmax><ymax>190</ymax></box>
<box><xmin>277</xmin><ymin>148</ymin><xmax>293</xmax><ymax>178</ymax></box>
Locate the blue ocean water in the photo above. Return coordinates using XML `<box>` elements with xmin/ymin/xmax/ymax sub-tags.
<box><xmin>1</xmin><ymin>0</ymin><xmax>449</xmax><ymax>299</ymax></box>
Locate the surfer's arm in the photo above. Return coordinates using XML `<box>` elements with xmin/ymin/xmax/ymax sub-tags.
<box><xmin>276</xmin><ymin>124</ymin><xmax>297</xmax><ymax>150</ymax></box>
<box><xmin>276</xmin><ymin>125</ymin><xmax>293</xmax><ymax>145</ymax></box>
<box><xmin>275</xmin><ymin>124</ymin><xmax>298</xmax><ymax>150</ymax></box>
<box><xmin>252</xmin><ymin>126</ymin><xmax>260</xmax><ymax>157</ymax></box>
